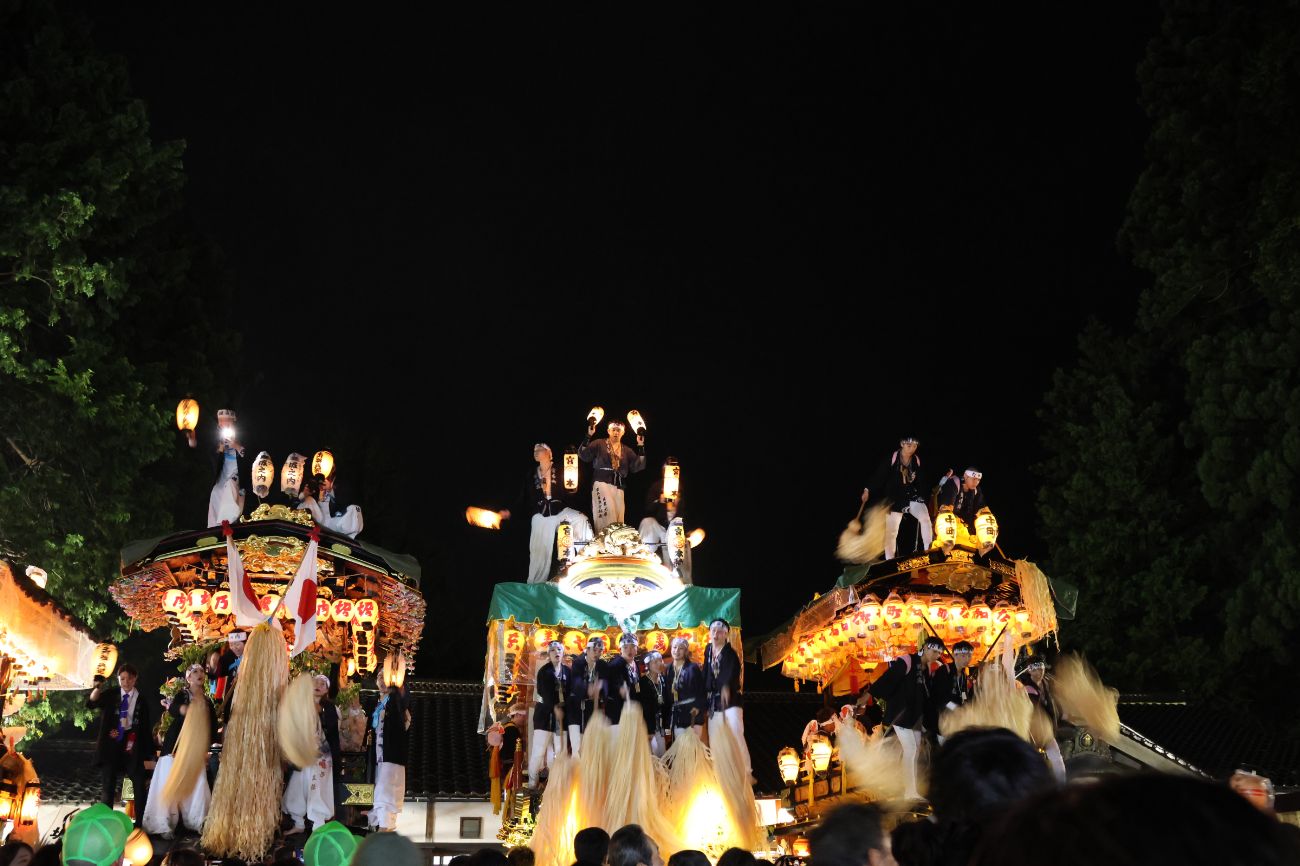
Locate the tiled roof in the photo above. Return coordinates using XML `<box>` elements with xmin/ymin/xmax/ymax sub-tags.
<box><xmin>1117</xmin><ymin>694</ymin><xmax>1300</xmax><ymax>790</ymax></box>
<box><xmin>22</xmin><ymin>740</ymin><xmax>104</xmax><ymax>804</ymax></box>
<box><xmin>403</xmin><ymin>680</ymin><xmax>492</xmax><ymax>799</ymax></box>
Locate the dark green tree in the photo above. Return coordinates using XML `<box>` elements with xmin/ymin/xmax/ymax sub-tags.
<box><xmin>1040</xmin><ymin>0</ymin><xmax>1300</xmax><ymax>722</ymax></box>
<box><xmin>0</xmin><ymin>0</ymin><xmax>236</xmax><ymax>737</ymax></box>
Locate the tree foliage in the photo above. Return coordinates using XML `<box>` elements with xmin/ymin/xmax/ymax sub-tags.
<box><xmin>0</xmin><ymin>0</ymin><xmax>234</xmax><ymax>648</ymax></box>
<box><xmin>1040</xmin><ymin>0</ymin><xmax>1300</xmax><ymax>721</ymax></box>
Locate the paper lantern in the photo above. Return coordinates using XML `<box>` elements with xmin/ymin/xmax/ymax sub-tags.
<box><xmin>311</xmin><ymin>449</ymin><xmax>335</xmax><ymax>480</ymax></box>
<box><xmin>906</xmin><ymin>595</ymin><xmax>926</xmax><ymax>629</ymax></box>
<box><xmin>24</xmin><ymin>566</ymin><xmax>47</xmax><ymax>589</ymax></box>
<box><xmin>974</xmin><ymin>509</ymin><xmax>999</xmax><ymax>548</ymax></box>
<box><xmin>330</xmin><ymin>598</ymin><xmax>356</xmax><ymax>624</ymax></box>
<box><xmin>353</xmin><ymin>598</ymin><xmax>379</xmax><ymax>625</ymax></box>
<box><xmin>217</xmin><ymin>409</ymin><xmax>237</xmax><ymax>443</ymax></box>
<box><xmin>968</xmin><ymin>597</ymin><xmax>992</xmax><ymax>633</ymax></box>
<box><xmin>281</xmin><ymin>452</ymin><xmax>307</xmax><ymax>498</ymax></box>
<box><xmin>662</xmin><ymin>458</ymin><xmax>680</xmax><ymax>501</ymax></box>
<box><xmin>882</xmin><ymin>590</ymin><xmax>906</xmax><ymax>629</ymax></box>
<box><xmin>0</xmin><ymin>782</ymin><xmax>14</xmax><ymax>821</ymax></box>
<box><xmin>586</xmin><ymin>406</ymin><xmax>605</xmax><ymax>427</ymax></box>
<box><xmin>626</xmin><ymin>409</ymin><xmax>646</xmax><ymax>435</ymax></box>
<box><xmin>176</xmin><ymin>398</ymin><xmax>199</xmax><ymax>447</ymax></box>
<box><xmin>992</xmin><ymin>600</ymin><xmax>1013</xmax><ymax>627</ymax></box>
<box><xmin>556</xmin><ymin>520</ymin><xmax>573</xmax><ymax>560</ymax></box>
<box><xmin>345</xmin><ymin>657</ymin><xmax>357</xmax><ymax>678</ymax></box>
<box><xmin>91</xmin><ymin>643</ymin><xmax>118</xmax><ymax>679</ymax></box>
<box><xmin>792</xmin><ymin>837</ymin><xmax>810</xmax><ymax>858</ymax></box>
<box><xmin>18</xmin><ymin>784</ymin><xmax>38</xmax><ymax>826</ymax></box>
<box><xmin>124</xmin><ymin>827</ymin><xmax>152</xmax><ymax>866</ymax></box>
<box><xmin>688</xmin><ymin>528</ymin><xmax>706</xmax><ymax>548</ymax></box>
<box><xmin>670</xmin><ymin>522</ymin><xmax>687</xmax><ymax>560</ymax></box>
<box><xmin>563</xmin><ymin>450</ymin><xmax>580</xmax><ymax>491</ymax></box>
<box><xmin>259</xmin><ymin>593</ymin><xmax>283</xmax><ymax>619</ymax></box>
<box><xmin>209</xmin><ymin>590</ymin><xmax>232</xmax><ymax>616</ymax></box>
<box><xmin>562</xmin><ymin>630</ymin><xmax>587</xmax><ymax>655</ymax></box>
<box><xmin>532</xmin><ymin>628</ymin><xmax>559</xmax><ymax>651</ymax></box>
<box><xmin>501</xmin><ymin>626</ymin><xmax>526</xmax><ymax>655</ymax></box>
<box><xmin>808</xmin><ymin>734</ymin><xmax>833</xmax><ymax>772</ymax></box>
<box><xmin>934</xmin><ymin>511</ymin><xmax>960</xmax><ymax>546</ymax></box>
<box><xmin>188</xmin><ymin>588</ymin><xmax>212</xmax><ymax>613</ymax></box>
<box><xmin>949</xmin><ymin>599</ymin><xmax>967</xmax><ymax>633</ymax></box>
<box><xmin>861</xmin><ymin>594</ymin><xmax>882</xmax><ymax>631</ymax></box>
<box><xmin>383</xmin><ymin>651</ymin><xmax>406</xmax><ymax>689</ymax></box>
<box><xmin>778</xmin><ymin>746</ymin><xmax>800</xmax><ymax>784</ymax></box>
<box><xmin>162</xmin><ymin>588</ymin><xmax>189</xmax><ymax>615</ymax></box>
<box><xmin>644</xmin><ymin>630</ymin><xmax>669</xmax><ymax>654</ymax></box>
<box><xmin>252</xmin><ymin>451</ymin><xmax>275</xmax><ymax>499</ymax></box>
<box><xmin>315</xmin><ymin>597</ymin><xmax>333</xmax><ymax>622</ymax></box>
<box><xmin>1014</xmin><ymin>607</ymin><xmax>1033</xmax><ymax>638</ymax></box>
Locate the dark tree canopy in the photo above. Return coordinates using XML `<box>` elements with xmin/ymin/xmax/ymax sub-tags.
<box><xmin>1040</xmin><ymin>0</ymin><xmax>1300</xmax><ymax>724</ymax></box>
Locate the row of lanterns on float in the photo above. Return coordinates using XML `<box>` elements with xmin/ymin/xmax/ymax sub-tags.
<box><xmin>161</xmin><ymin>587</ymin><xmax>378</xmax><ymax>625</ymax></box>
<box><xmin>782</xmin><ymin>591</ymin><xmax>1035</xmax><ymax>679</ymax></box>
<box><xmin>500</xmin><ymin>624</ymin><xmax>706</xmax><ymax>657</ymax></box>
<box><xmin>935</xmin><ymin>509</ymin><xmax>999</xmax><ymax>548</ymax></box>
<box><xmin>176</xmin><ymin>398</ymin><xmax>336</xmax><ymax>500</ymax></box>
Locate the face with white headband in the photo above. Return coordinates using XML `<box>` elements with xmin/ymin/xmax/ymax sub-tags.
<box><xmin>961</xmin><ymin>468</ymin><xmax>983</xmax><ymax>491</ymax></box>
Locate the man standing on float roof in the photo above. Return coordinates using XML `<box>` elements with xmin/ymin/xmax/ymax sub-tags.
<box><xmin>861</xmin><ymin>436</ymin><xmax>932</xmax><ymax>560</ymax></box>
<box><xmin>579</xmin><ymin>418</ymin><xmax>646</xmax><ymax>531</ymax></box>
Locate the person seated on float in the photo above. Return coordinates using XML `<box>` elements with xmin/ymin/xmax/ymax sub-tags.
<box><xmin>800</xmin><ymin>705</ymin><xmax>847</xmax><ymax>748</ymax></box>
<box><xmin>499</xmin><ymin>443</ymin><xmax>594</xmax><ymax>584</ymax></box>
<box><xmin>638</xmin><ymin>480</ymin><xmax>691</xmax><ymax>583</ymax></box>
<box><xmin>665</xmin><ymin>637</ymin><xmax>706</xmax><ymax>742</ymax></box>
<box><xmin>861</xmin><ymin>436</ymin><xmax>932</xmax><ymax>560</ymax></box>
<box><xmin>298</xmin><ymin>474</ymin><xmax>363</xmax><ymax>538</ymax></box>
<box><xmin>935</xmin><ymin>467</ymin><xmax>993</xmax><ymax>553</ymax></box>
<box><xmin>578</xmin><ymin>418</ymin><xmax>646</xmax><ymax>532</ymax></box>
<box><xmin>567</xmin><ymin>634</ymin><xmax>608</xmax><ymax>756</ymax></box>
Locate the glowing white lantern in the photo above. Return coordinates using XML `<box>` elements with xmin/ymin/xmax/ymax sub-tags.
<box><xmin>162</xmin><ymin>588</ymin><xmax>189</xmax><ymax>616</ymax></box>
<box><xmin>626</xmin><ymin>410</ymin><xmax>646</xmax><ymax>435</ymax></box>
<box><xmin>217</xmin><ymin>409</ymin><xmax>237</xmax><ymax>443</ymax></box>
<box><xmin>23</xmin><ymin>566</ymin><xmax>47</xmax><ymax>590</ymax></box>
<box><xmin>311</xmin><ymin>449</ymin><xmax>335</xmax><ymax>480</ymax></box>
<box><xmin>662</xmin><ymin>457</ymin><xmax>681</xmax><ymax>501</ymax></box>
<box><xmin>563</xmin><ymin>450</ymin><xmax>580</xmax><ymax>491</ymax></box>
<box><xmin>975</xmin><ymin>509</ymin><xmax>999</xmax><ymax>547</ymax></box>
<box><xmin>281</xmin><ymin>452</ymin><xmax>307</xmax><ymax>498</ymax></box>
<box><xmin>688</xmin><ymin>528</ymin><xmax>706</xmax><ymax>548</ymax></box>
<box><xmin>189</xmin><ymin>587</ymin><xmax>212</xmax><ymax>613</ymax></box>
<box><xmin>176</xmin><ymin>399</ymin><xmax>200</xmax><ymax>447</ymax></box>
<box><xmin>586</xmin><ymin>406</ymin><xmax>605</xmax><ymax>428</ymax></box>
<box><xmin>808</xmin><ymin>734</ymin><xmax>833</xmax><ymax>772</ymax></box>
<box><xmin>465</xmin><ymin>507</ymin><xmax>504</xmax><ymax>529</ymax></box>
<box><xmin>251</xmin><ymin>451</ymin><xmax>275</xmax><ymax>499</ymax></box>
<box><xmin>935</xmin><ymin>511</ymin><xmax>959</xmax><ymax>546</ymax></box>
<box><xmin>778</xmin><ymin>747</ymin><xmax>800</xmax><ymax>784</ymax></box>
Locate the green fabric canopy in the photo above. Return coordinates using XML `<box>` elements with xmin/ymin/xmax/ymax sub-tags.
<box><xmin>486</xmin><ymin>582</ymin><xmax>742</xmax><ymax>630</ymax></box>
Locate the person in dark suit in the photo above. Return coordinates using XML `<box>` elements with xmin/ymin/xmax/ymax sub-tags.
<box><xmin>665</xmin><ymin>637</ymin><xmax>706</xmax><ymax>740</ymax></box>
<box><xmin>86</xmin><ymin>663</ymin><xmax>157</xmax><ymax>826</ymax></box>
<box><xmin>601</xmin><ymin>634</ymin><xmax>641</xmax><ymax>729</ymax></box>
<box><xmin>639</xmin><ymin>651</ymin><xmax>670</xmax><ymax>756</ymax></box>
<box><xmin>566</xmin><ymin>635</ymin><xmax>607</xmax><ymax>756</ymax></box>
<box><xmin>704</xmin><ymin>618</ymin><xmax>751</xmax><ymax>779</ymax></box>
<box><xmin>528</xmin><ymin>642</ymin><xmax>568</xmax><ymax>788</ymax></box>
<box><xmin>367</xmin><ymin>684</ymin><xmax>409</xmax><ymax>832</ymax></box>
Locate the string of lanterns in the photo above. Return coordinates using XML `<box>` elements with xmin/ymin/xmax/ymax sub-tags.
<box><xmin>160</xmin><ymin>587</ymin><xmax>379</xmax><ymax>626</ymax></box>
<box><xmin>780</xmin><ymin>589</ymin><xmax>1039</xmax><ymax>683</ymax></box>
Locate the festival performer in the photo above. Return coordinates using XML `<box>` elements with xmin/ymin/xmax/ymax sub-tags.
<box><xmin>499</xmin><ymin>444</ymin><xmax>594</xmax><ymax>584</ymax></box>
<box><xmin>638</xmin><ymin>481</ymin><xmax>692</xmax><ymax>583</ymax></box>
<box><xmin>216</xmin><ymin>630</ymin><xmax>248</xmax><ymax>728</ymax></box>
<box><xmin>861</xmin><ymin>436</ymin><xmax>932</xmax><ymax>559</ymax></box>
<box><xmin>937</xmin><ymin>468</ymin><xmax>989</xmax><ymax>533</ymax></box>
<box><xmin>867</xmin><ymin>635</ymin><xmax>945</xmax><ymax>801</ymax></box>
<box><xmin>666</xmin><ymin>636</ymin><xmax>706</xmax><ymax>739</ymax></box>
<box><xmin>639</xmin><ymin>651</ymin><xmax>670</xmax><ymax>757</ymax></box>
<box><xmin>87</xmin><ymin>663</ymin><xmax>157</xmax><ymax>827</ymax></box>
<box><xmin>143</xmin><ymin>664</ymin><xmax>216</xmax><ymax>838</ymax></box>
<box><xmin>927</xmin><ymin>640</ymin><xmax>975</xmax><ymax>745</ymax></box>
<box><xmin>283</xmin><ymin>674</ymin><xmax>340</xmax><ymax>834</ymax></box>
<box><xmin>368</xmin><ymin>684</ymin><xmax>410</xmax><ymax>832</ymax></box>
<box><xmin>207</xmin><ymin>410</ymin><xmax>246</xmax><ymax>527</ymax></box>
<box><xmin>567</xmin><ymin>635</ymin><xmax>607</xmax><ymax>756</ymax></box>
<box><xmin>704</xmin><ymin>618</ymin><xmax>751</xmax><ymax>779</ymax></box>
<box><xmin>800</xmin><ymin>706</ymin><xmax>842</xmax><ymax>748</ymax></box>
<box><xmin>298</xmin><ymin>475</ymin><xmax>364</xmax><ymax>539</ymax></box>
<box><xmin>1018</xmin><ymin>657</ymin><xmax>1067</xmax><ymax>783</ymax></box>
<box><xmin>578</xmin><ymin>418</ymin><xmax>646</xmax><ymax>532</ymax></box>
<box><xmin>499</xmin><ymin>705</ymin><xmax>528</xmax><ymax>791</ymax></box>
<box><xmin>602</xmin><ymin>634</ymin><xmax>642</xmax><ymax>731</ymax></box>
<box><xmin>529</xmin><ymin>641</ymin><xmax>569</xmax><ymax>788</ymax></box>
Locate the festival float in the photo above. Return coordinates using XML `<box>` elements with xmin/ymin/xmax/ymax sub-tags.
<box><xmin>0</xmin><ymin>560</ymin><xmax>117</xmax><ymax>845</ymax></box>
<box><xmin>477</xmin><ymin>408</ymin><xmax>762</xmax><ymax>863</ymax></box>
<box><xmin>107</xmin><ymin>404</ymin><xmax>426</xmax><ymax>856</ymax></box>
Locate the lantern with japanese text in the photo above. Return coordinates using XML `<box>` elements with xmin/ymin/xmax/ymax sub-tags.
<box><xmin>252</xmin><ymin>451</ymin><xmax>275</xmax><ymax>499</ymax></box>
<box><xmin>992</xmin><ymin>600</ymin><xmax>1013</xmax><ymax>629</ymax></box>
<box><xmin>18</xmin><ymin>784</ymin><xmax>38</xmax><ymax>826</ymax></box>
<box><xmin>644</xmin><ymin>630</ymin><xmax>669</xmax><ymax>654</ymax></box>
<box><xmin>353</xmin><ymin>598</ymin><xmax>379</xmax><ymax>626</ymax></box>
<box><xmin>934</xmin><ymin>511</ymin><xmax>959</xmax><ymax>546</ymax></box>
<box><xmin>330</xmin><ymin>598</ymin><xmax>356</xmax><ymax>624</ymax></box>
<box><xmin>281</xmin><ymin>453</ymin><xmax>307</xmax><ymax>498</ymax></box>
<box><xmin>501</xmin><ymin>626</ymin><xmax>526</xmax><ymax>656</ymax></box>
<box><xmin>778</xmin><ymin>747</ymin><xmax>800</xmax><ymax>784</ymax></box>
<box><xmin>563</xmin><ymin>450</ymin><xmax>580</xmax><ymax>491</ymax></box>
<box><xmin>586</xmin><ymin>406</ymin><xmax>605</xmax><ymax>428</ymax></box>
<box><xmin>189</xmin><ymin>588</ymin><xmax>212</xmax><ymax>614</ymax></box>
<box><xmin>808</xmin><ymin>734</ymin><xmax>833</xmax><ymax>772</ymax></box>
<box><xmin>162</xmin><ymin>588</ymin><xmax>189</xmax><ymax>616</ymax></box>
<box><xmin>948</xmin><ymin>598</ymin><xmax>967</xmax><ymax>635</ymax></box>
<box><xmin>882</xmin><ymin>591</ymin><xmax>906</xmax><ymax>630</ymax></box>
<box><xmin>557</xmin><ymin>520</ymin><xmax>573</xmax><ymax>561</ymax></box>
<box><xmin>0</xmin><ymin>782</ymin><xmax>14</xmax><ymax>821</ymax></box>
<box><xmin>562</xmin><ymin>630</ymin><xmax>587</xmax><ymax>655</ymax></box>
<box><xmin>315</xmin><ymin>598</ymin><xmax>333</xmax><ymax>622</ymax></box>
<box><xmin>662</xmin><ymin>458</ymin><xmax>681</xmax><ymax>501</ymax></box>
<box><xmin>312</xmin><ymin>449</ymin><xmax>335</xmax><ymax>480</ymax></box>
<box><xmin>1014</xmin><ymin>607</ymin><xmax>1033</xmax><ymax>639</ymax></box>
<box><xmin>210</xmin><ymin>590</ymin><xmax>232</xmax><ymax>617</ymax></box>
<box><xmin>974</xmin><ymin>509</ymin><xmax>999</xmax><ymax>548</ymax></box>
<box><xmin>176</xmin><ymin>398</ymin><xmax>200</xmax><ymax>447</ymax></box>
<box><xmin>260</xmin><ymin>594</ymin><xmax>283</xmax><ymax>619</ymax></box>
<box><xmin>968</xmin><ymin>597</ymin><xmax>992</xmax><ymax>634</ymax></box>
<box><xmin>861</xmin><ymin>594</ymin><xmax>882</xmax><ymax>632</ymax></box>
<box><xmin>91</xmin><ymin>643</ymin><xmax>118</xmax><ymax>679</ymax></box>
<box><xmin>532</xmin><ymin>628</ymin><xmax>559</xmax><ymax>651</ymax></box>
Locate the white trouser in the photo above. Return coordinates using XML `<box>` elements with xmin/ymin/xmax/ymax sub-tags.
<box><xmin>894</xmin><ymin>725</ymin><xmax>922</xmax><ymax>800</ymax></box>
<box><xmin>283</xmin><ymin>757</ymin><xmax>334</xmax><ymax>827</ymax></box>
<box><xmin>568</xmin><ymin>724</ymin><xmax>582</xmax><ymax>757</ymax></box>
<box><xmin>708</xmin><ymin>707</ymin><xmax>750</xmax><ymax>777</ymax></box>
<box><xmin>592</xmin><ymin>482</ymin><xmax>625</xmax><ymax>531</ymax></box>
<box><xmin>1044</xmin><ymin>736</ymin><xmax>1066</xmax><ymax>783</ymax></box>
<box><xmin>650</xmin><ymin>732</ymin><xmax>666</xmax><ymax>758</ymax></box>
<box><xmin>529</xmin><ymin>509</ymin><xmax>593</xmax><ymax>583</ymax></box>
<box><xmin>207</xmin><ymin>451</ymin><xmax>243</xmax><ymax>528</ymax></box>
<box><xmin>885</xmin><ymin>501</ymin><xmax>933</xmax><ymax>560</ymax></box>
<box><xmin>528</xmin><ymin>728</ymin><xmax>562</xmax><ymax>786</ymax></box>
<box><xmin>142</xmin><ymin>754</ymin><xmax>211</xmax><ymax>835</ymax></box>
<box><xmin>369</xmin><ymin>762</ymin><xmax>405</xmax><ymax>831</ymax></box>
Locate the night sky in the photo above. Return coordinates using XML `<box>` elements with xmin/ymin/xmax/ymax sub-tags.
<box><xmin>79</xmin><ymin>5</ymin><xmax>1160</xmax><ymax>682</ymax></box>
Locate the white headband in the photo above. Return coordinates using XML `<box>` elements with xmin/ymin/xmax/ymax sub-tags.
<box><xmin>964</xmin><ymin>469</ymin><xmax>983</xmax><ymax>479</ymax></box>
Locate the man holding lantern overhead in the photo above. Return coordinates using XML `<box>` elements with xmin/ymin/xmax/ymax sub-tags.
<box><xmin>579</xmin><ymin>412</ymin><xmax>646</xmax><ymax>532</ymax></box>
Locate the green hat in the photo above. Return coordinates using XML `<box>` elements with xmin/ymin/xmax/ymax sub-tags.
<box><xmin>62</xmin><ymin>804</ymin><xmax>133</xmax><ymax>866</ymax></box>
<box><xmin>304</xmin><ymin>821</ymin><xmax>360</xmax><ymax>866</ymax></box>
<box><xmin>353</xmin><ymin>833</ymin><xmax>420</xmax><ymax>866</ymax></box>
